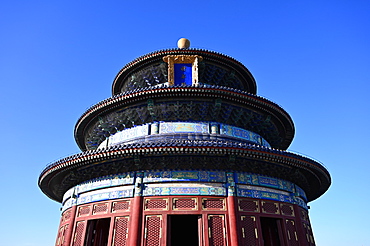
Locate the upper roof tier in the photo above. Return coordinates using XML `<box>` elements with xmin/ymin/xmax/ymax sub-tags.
<box><xmin>112</xmin><ymin>48</ymin><xmax>257</xmax><ymax>95</ymax></box>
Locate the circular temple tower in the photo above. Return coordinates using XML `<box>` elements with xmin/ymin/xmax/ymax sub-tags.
<box><xmin>39</xmin><ymin>39</ymin><xmax>330</xmax><ymax>246</ymax></box>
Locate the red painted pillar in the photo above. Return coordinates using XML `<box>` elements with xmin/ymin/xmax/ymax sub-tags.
<box><xmin>129</xmin><ymin>172</ymin><xmax>144</xmax><ymax>246</ymax></box>
<box><xmin>227</xmin><ymin>172</ymin><xmax>239</xmax><ymax>246</ymax></box>
<box><xmin>227</xmin><ymin>196</ymin><xmax>239</xmax><ymax>246</ymax></box>
<box><xmin>129</xmin><ymin>196</ymin><xmax>143</xmax><ymax>246</ymax></box>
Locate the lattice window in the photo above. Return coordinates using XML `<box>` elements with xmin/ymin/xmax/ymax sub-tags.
<box><xmin>62</xmin><ymin>210</ymin><xmax>71</xmax><ymax>223</ymax></box>
<box><xmin>300</xmin><ymin>208</ymin><xmax>309</xmax><ymax>222</ymax></box>
<box><xmin>208</xmin><ymin>215</ymin><xmax>226</xmax><ymax>246</ymax></box>
<box><xmin>286</xmin><ymin>219</ymin><xmax>299</xmax><ymax>246</ymax></box>
<box><xmin>92</xmin><ymin>203</ymin><xmax>108</xmax><ymax>215</ymax></box>
<box><xmin>303</xmin><ymin>223</ymin><xmax>316</xmax><ymax>246</ymax></box>
<box><xmin>55</xmin><ymin>225</ymin><xmax>63</xmax><ymax>246</ymax></box>
<box><xmin>240</xmin><ymin>216</ymin><xmax>258</xmax><ymax>246</ymax></box>
<box><xmin>56</xmin><ymin>224</ymin><xmax>68</xmax><ymax>246</ymax></box>
<box><xmin>77</xmin><ymin>206</ymin><xmax>90</xmax><ymax>217</ymax></box>
<box><xmin>202</xmin><ymin>198</ymin><xmax>225</xmax><ymax>210</ymax></box>
<box><xmin>261</xmin><ymin>201</ymin><xmax>279</xmax><ymax>214</ymax></box>
<box><xmin>112</xmin><ymin>200</ymin><xmax>130</xmax><ymax>212</ymax></box>
<box><xmin>72</xmin><ymin>221</ymin><xmax>85</xmax><ymax>246</ymax></box>
<box><xmin>112</xmin><ymin>217</ymin><xmax>129</xmax><ymax>246</ymax></box>
<box><xmin>144</xmin><ymin>198</ymin><xmax>168</xmax><ymax>211</ymax></box>
<box><xmin>238</xmin><ymin>199</ymin><xmax>259</xmax><ymax>212</ymax></box>
<box><xmin>144</xmin><ymin>215</ymin><xmax>162</xmax><ymax>246</ymax></box>
<box><xmin>280</xmin><ymin>204</ymin><xmax>294</xmax><ymax>217</ymax></box>
<box><xmin>173</xmin><ymin>198</ymin><xmax>197</xmax><ymax>210</ymax></box>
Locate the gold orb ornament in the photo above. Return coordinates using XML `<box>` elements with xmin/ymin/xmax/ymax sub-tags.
<box><xmin>177</xmin><ymin>38</ymin><xmax>190</xmax><ymax>49</ymax></box>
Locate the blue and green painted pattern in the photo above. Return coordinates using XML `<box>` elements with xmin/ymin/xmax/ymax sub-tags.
<box><xmin>61</xmin><ymin>170</ymin><xmax>307</xmax><ymax>212</ymax></box>
<box><xmin>98</xmin><ymin>122</ymin><xmax>271</xmax><ymax>149</ymax></box>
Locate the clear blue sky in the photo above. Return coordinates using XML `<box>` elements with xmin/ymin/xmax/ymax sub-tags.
<box><xmin>1</xmin><ymin>1</ymin><xmax>369</xmax><ymax>245</ymax></box>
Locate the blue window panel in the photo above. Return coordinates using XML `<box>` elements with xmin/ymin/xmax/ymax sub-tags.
<box><xmin>174</xmin><ymin>63</ymin><xmax>192</xmax><ymax>85</ymax></box>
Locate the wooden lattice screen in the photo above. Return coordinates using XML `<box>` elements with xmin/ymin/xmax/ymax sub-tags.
<box><xmin>285</xmin><ymin>219</ymin><xmax>299</xmax><ymax>246</ymax></box>
<box><xmin>112</xmin><ymin>216</ymin><xmax>129</xmax><ymax>246</ymax></box>
<box><xmin>72</xmin><ymin>221</ymin><xmax>86</xmax><ymax>246</ymax></box>
<box><xmin>208</xmin><ymin>215</ymin><xmax>227</xmax><ymax>246</ymax></box>
<box><xmin>144</xmin><ymin>215</ymin><xmax>162</xmax><ymax>246</ymax></box>
<box><xmin>240</xmin><ymin>215</ymin><xmax>258</xmax><ymax>246</ymax></box>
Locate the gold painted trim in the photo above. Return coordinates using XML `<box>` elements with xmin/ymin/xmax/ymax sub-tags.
<box><xmin>201</xmin><ymin>198</ymin><xmax>226</xmax><ymax>210</ymax></box>
<box><xmin>207</xmin><ymin>215</ymin><xmax>226</xmax><ymax>239</ymax></box>
<box><xmin>92</xmin><ymin>202</ymin><xmax>109</xmax><ymax>215</ymax></box>
<box><xmin>261</xmin><ymin>201</ymin><xmax>280</xmax><ymax>214</ymax></box>
<box><xmin>112</xmin><ymin>216</ymin><xmax>130</xmax><ymax>246</ymax></box>
<box><xmin>144</xmin><ymin>198</ymin><xmax>169</xmax><ymax>211</ymax></box>
<box><xmin>163</xmin><ymin>55</ymin><xmax>203</xmax><ymax>86</ymax></box>
<box><xmin>238</xmin><ymin>199</ymin><xmax>259</xmax><ymax>213</ymax></box>
<box><xmin>280</xmin><ymin>203</ymin><xmax>295</xmax><ymax>217</ymax></box>
<box><xmin>77</xmin><ymin>205</ymin><xmax>91</xmax><ymax>217</ymax></box>
<box><xmin>172</xmin><ymin>197</ymin><xmax>198</xmax><ymax>210</ymax></box>
<box><xmin>144</xmin><ymin>215</ymin><xmax>162</xmax><ymax>238</ymax></box>
<box><xmin>111</xmin><ymin>199</ymin><xmax>131</xmax><ymax>213</ymax></box>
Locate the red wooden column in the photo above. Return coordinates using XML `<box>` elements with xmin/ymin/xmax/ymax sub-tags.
<box><xmin>226</xmin><ymin>172</ymin><xmax>239</xmax><ymax>246</ymax></box>
<box><xmin>128</xmin><ymin>172</ymin><xmax>144</xmax><ymax>246</ymax></box>
<box><xmin>227</xmin><ymin>196</ymin><xmax>239</xmax><ymax>246</ymax></box>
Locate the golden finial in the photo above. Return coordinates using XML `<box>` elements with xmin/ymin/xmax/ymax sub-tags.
<box><xmin>177</xmin><ymin>38</ymin><xmax>190</xmax><ymax>49</ymax></box>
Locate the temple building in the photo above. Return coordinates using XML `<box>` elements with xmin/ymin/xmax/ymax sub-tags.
<box><xmin>39</xmin><ymin>39</ymin><xmax>331</xmax><ymax>246</ymax></box>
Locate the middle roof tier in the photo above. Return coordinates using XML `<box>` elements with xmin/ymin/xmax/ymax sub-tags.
<box><xmin>75</xmin><ymin>85</ymin><xmax>294</xmax><ymax>151</ymax></box>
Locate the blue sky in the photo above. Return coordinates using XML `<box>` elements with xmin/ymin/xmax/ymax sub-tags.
<box><xmin>1</xmin><ymin>1</ymin><xmax>369</xmax><ymax>245</ymax></box>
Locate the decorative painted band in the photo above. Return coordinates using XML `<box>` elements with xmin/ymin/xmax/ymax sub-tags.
<box><xmin>61</xmin><ymin>170</ymin><xmax>307</xmax><ymax>212</ymax></box>
<box><xmin>97</xmin><ymin>122</ymin><xmax>271</xmax><ymax>149</ymax></box>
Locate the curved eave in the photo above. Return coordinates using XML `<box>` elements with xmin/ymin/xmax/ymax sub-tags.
<box><xmin>39</xmin><ymin>142</ymin><xmax>330</xmax><ymax>203</ymax></box>
<box><xmin>74</xmin><ymin>86</ymin><xmax>295</xmax><ymax>151</ymax></box>
<box><xmin>111</xmin><ymin>48</ymin><xmax>257</xmax><ymax>95</ymax></box>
